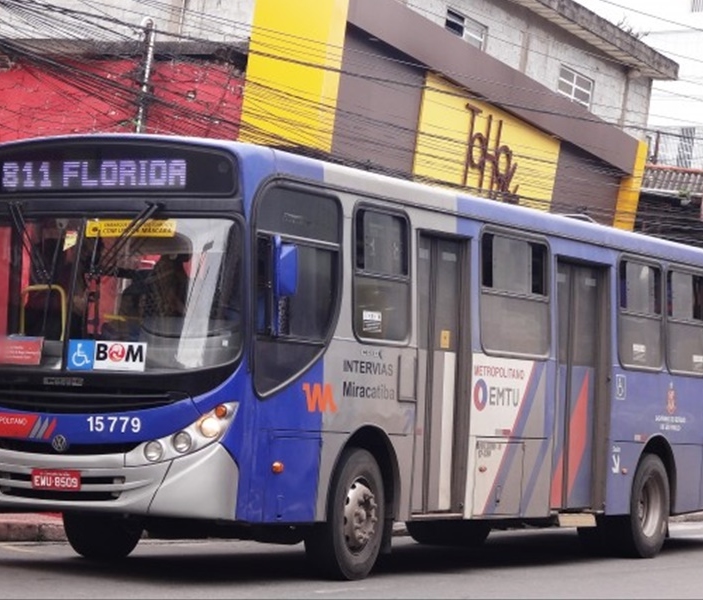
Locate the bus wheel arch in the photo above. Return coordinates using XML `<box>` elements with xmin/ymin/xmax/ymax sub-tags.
<box><xmin>617</xmin><ymin>441</ymin><xmax>673</xmax><ymax>558</ymax></box>
<box><xmin>304</xmin><ymin>427</ymin><xmax>399</xmax><ymax>580</ymax></box>
<box><xmin>640</xmin><ymin>436</ymin><xmax>676</xmax><ymax>514</ymax></box>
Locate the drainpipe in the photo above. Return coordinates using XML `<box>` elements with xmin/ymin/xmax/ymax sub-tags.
<box><xmin>177</xmin><ymin>0</ymin><xmax>187</xmax><ymax>37</ymax></box>
<box><xmin>135</xmin><ymin>17</ymin><xmax>156</xmax><ymax>133</ymax></box>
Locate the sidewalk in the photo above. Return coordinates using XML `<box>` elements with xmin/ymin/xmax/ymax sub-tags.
<box><xmin>1</xmin><ymin>511</ymin><xmax>703</xmax><ymax>543</ymax></box>
<box><xmin>0</xmin><ymin>513</ymin><xmax>66</xmax><ymax>542</ymax></box>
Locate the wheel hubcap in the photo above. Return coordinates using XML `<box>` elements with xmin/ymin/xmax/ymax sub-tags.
<box><xmin>343</xmin><ymin>478</ymin><xmax>378</xmax><ymax>551</ymax></box>
<box><xmin>639</xmin><ymin>476</ymin><xmax>664</xmax><ymax>537</ymax></box>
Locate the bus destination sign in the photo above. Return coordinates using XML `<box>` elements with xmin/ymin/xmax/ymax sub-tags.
<box><xmin>2</xmin><ymin>159</ymin><xmax>188</xmax><ymax>192</ymax></box>
<box><xmin>0</xmin><ymin>139</ymin><xmax>237</xmax><ymax>196</ymax></box>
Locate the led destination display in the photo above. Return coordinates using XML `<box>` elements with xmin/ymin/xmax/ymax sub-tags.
<box><xmin>3</xmin><ymin>159</ymin><xmax>188</xmax><ymax>191</ymax></box>
<box><xmin>0</xmin><ymin>139</ymin><xmax>236</xmax><ymax>196</ymax></box>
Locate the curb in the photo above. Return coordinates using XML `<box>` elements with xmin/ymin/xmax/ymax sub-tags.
<box><xmin>0</xmin><ymin>511</ymin><xmax>701</xmax><ymax>543</ymax></box>
<box><xmin>0</xmin><ymin>515</ymin><xmax>407</xmax><ymax>543</ymax></box>
<box><xmin>0</xmin><ymin>518</ymin><xmax>66</xmax><ymax>542</ymax></box>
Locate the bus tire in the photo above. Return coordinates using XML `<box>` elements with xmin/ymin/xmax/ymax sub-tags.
<box><xmin>619</xmin><ymin>453</ymin><xmax>670</xmax><ymax>558</ymax></box>
<box><xmin>63</xmin><ymin>512</ymin><xmax>143</xmax><ymax>560</ymax></box>
<box><xmin>304</xmin><ymin>447</ymin><xmax>384</xmax><ymax>580</ymax></box>
<box><xmin>406</xmin><ymin>520</ymin><xmax>490</xmax><ymax>547</ymax></box>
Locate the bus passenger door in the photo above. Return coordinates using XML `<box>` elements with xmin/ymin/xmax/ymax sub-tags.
<box><xmin>552</xmin><ymin>260</ymin><xmax>605</xmax><ymax>510</ymax></box>
<box><xmin>411</xmin><ymin>234</ymin><xmax>469</xmax><ymax>515</ymax></box>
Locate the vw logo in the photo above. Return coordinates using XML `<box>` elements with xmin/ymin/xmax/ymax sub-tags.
<box><xmin>51</xmin><ymin>434</ymin><xmax>69</xmax><ymax>453</ymax></box>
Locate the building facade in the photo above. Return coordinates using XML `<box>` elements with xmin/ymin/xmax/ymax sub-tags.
<box><xmin>575</xmin><ymin>0</ymin><xmax>703</xmax><ymax>244</ymax></box>
<box><xmin>0</xmin><ymin>0</ymin><xmax>679</xmax><ymax>228</ymax></box>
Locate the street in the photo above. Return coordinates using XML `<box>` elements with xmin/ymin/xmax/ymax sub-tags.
<box><xmin>1</xmin><ymin>522</ymin><xmax>703</xmax><ymax>599</ymax></box>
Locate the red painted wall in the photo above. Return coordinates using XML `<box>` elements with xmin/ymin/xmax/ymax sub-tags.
<box><xmin>0</xmin><ymin>57</ymin><xmax>244</xmax><ymax>339</ymax></box>
<box><xmin>0</xmin><ymin>58</ymin><xmax>243</xmax><ymax>142</ymax></box>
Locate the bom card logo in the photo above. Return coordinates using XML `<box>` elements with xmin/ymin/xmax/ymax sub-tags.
<box><xmin>67</xmin><ymin>340</ymin><xmax>146</xmax><ymax>372</ymax></box>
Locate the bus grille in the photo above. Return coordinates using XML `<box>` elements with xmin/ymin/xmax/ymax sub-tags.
<box><xmin>0</xmin><ymin>387</ymin><xmax>181</xmax><ymax>414</ymax></box>
<box><xmin>0</xmin><ymin>438</ymin><xmax>140</xmax><ymax>455</ymax></box>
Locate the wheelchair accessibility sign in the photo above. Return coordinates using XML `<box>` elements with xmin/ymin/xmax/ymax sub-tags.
<box><xmin>68</xmin><ymin>340</ymin><xmax>147</xmax><ymax>372</ymax></box>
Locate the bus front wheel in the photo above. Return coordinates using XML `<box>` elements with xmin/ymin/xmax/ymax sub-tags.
<box><xmin>617</xmin><ymin>453</ymin><xmax>670</xmax><ymax>558</ymax></box>
<box><xmin>304</xmin><ymin>447</ymin><xmax>385</xmax><ymax>580</ymax></box>
<box><xmin>63</xmin><ymin>512</ymin><xmax>143</xmax><ymax>560</ymax></box>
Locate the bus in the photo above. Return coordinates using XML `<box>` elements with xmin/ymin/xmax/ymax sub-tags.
<box><xmin>0</xmin><ymin>132</ymin><xmax>698</xmax><ymax>580</ymax></box>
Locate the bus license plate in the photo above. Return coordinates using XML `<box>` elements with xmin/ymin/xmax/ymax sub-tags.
<box><xmin>31</xmin><ymin>469</ymin><xmax>81</xmax><ymax>491</ymax></box>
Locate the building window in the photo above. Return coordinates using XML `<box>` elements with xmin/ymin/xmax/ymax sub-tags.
<box><xmin>677</xmin><ymin>126</ymin><xmax>695</xmax><ymax>168</ymax></box>
<box><xmin>445</xmin><ymin>8</ymin><xmax>487</xmax><ymax>50</ymax></box>
<box><xmin>693</xmin><ymin>0</ymin><xmax>703</xmax><ymax>13</ymax></box>
<box><xmin>557</xmin><ymin>65</ymin><xmax>593</xmax><ymax>108</ymax></box>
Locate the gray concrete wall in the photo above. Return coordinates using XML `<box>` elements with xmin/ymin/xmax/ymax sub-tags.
<box><xmin>0</xmin><ymin>0</ymin><xmax>253</xmax><ymax>43</ymax></box>
<box><xmin>402</xmin><ymin>0</ymin><xmax>651</xmax><ymax>140</ymax></box>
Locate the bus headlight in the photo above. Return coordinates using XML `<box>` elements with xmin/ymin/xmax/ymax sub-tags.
<box><xmin>172</xmin><ymin>431</ymin><xmax>192</xmax><ymax>453</ymax></box>
<box><xmin>144</xmin><ymin>440</ymin><xmax>164</xmax><ymax>462</ymax></box>
<box><xmin>127</xmin><ymin>402</ymin><xmax>239</xmax><ymax>467</ymax></box>
<box><xmin>198</xmin><ymin>415</ymin><xmax>221</xmax><ymax>438</ymax></box>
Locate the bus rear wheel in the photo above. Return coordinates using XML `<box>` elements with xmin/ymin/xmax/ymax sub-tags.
<box><xmin>304</xmin><ymin>447</ymin><xmax>385</xmax><ymax>581</ymax></box>
<box><xmin>63</xmin><ymin>512</ymin><xmax>143</xmax><ymax>560</ymax></box>
<box><xmin>616</xmin><ymin>453</ymin><xmax>670</xmax><ymax>558</ymax></box>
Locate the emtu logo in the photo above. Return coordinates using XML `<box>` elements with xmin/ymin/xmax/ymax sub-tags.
<box><xmin>473</xmin><ymin>379</ymin><xmax>488</xmax><ymax>411</ymax></box>
<box><xmin>303</xmin><ymin>383</ymin><xmax>337</xmax><ymax>413</ymax></box>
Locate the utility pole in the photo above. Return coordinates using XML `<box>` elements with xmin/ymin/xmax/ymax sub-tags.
<box><xmin>135</xmin><ymin>17</ymin><xmax>156</xmax><ymax>133</ymax></box>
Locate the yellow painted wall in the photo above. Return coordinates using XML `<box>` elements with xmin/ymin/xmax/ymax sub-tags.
<box><xmin>613</xmin><ymin>139</ymin><xmax>648</xmax><ymax>231</ymax></box>
<box><xmin>414</xmin><ymin>74</ymin><xmax>560</xmax><ymax>210</ymax></box>
<box><xmin>239</xmin><ymin>0</ymin><xmax>349</xmax><ymax>151</ymax></box>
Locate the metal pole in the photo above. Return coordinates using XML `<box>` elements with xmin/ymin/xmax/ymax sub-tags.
<box><xmin>135</xmin><ymin>17</ymin><xmax>156</xmax><ymax>133</ymax></box>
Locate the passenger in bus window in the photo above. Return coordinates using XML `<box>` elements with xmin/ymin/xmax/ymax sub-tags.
<box><xmin>114</xmin><ymin>255</ymin><xmax>151</xmax><ymax>319</ymax></box>
<box><xmin>140</xmin><ymin>253</ymin><xmax>189</xmax><ymax>319</ymax></box>
<box><xmin>99</xmin><ymin>254</ymin><xmax>152</xmax><ymax>341</ymax></box>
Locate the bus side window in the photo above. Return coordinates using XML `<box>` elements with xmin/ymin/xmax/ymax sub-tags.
<box><xmin>693</xmin><ymin>275</ymin><xmax>703</xmax><ymax>320</ymax></box>
<box><xmin>619</xmin><ymin>261</ymin><xmax>627</xmax><ymax>309</ymax></box>
<box><xmin>256</xmin><ymin>236</ymin><xmax>273</xmax><ymax>335</ymax></box>
<box><xmin>480</xmin><ymin>232</ymin><xmax>549</xmax><ymax>357</ymax></box>
<box><xmin>667</xmin><ymin>270</ymin><xmax>703</xmax><ymax>374</ymax></box>
<box><xmin>353</xmin><ymin>208</ymin><xmax>409</xmax><ymax>342</ymax></box>
<box><xmin>618</xmin><ymin>259</ymin><xmax>662</xmax><ymax>369</ymax></box>
<box><xmin>253</xmin><ymin>185</ymin><xmax>342</xmax><ymax>396</ymax></box>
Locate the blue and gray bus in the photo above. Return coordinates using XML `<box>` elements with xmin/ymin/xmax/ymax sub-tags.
<box><xmin>0</xmin><ymin>133</ymin><xmax>698</xmax><ymax>579</ymax></box>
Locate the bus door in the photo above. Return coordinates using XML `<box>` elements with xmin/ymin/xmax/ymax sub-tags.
<box><xmin>552</xmin><ymin>260</ymin><xmax>606</xmax><ymax>510</ymax></box>
<box><xmin>411</xmin><ymin>234</ymin><xmax>470</xmax><ymax>514</ymax></box>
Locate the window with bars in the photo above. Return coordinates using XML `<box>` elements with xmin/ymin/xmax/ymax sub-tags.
<box><xmin>693</xmin><ymin>0</ymin><xmax>703</xmax><ymax>13</ymax></box>
<box><xmin>445</xmin><ymin>8</ymin><xmax>487</xmax><ymax>50</ymax></box>
<box><xmin>557</xmin><ymin>65</ymin><xmax>594</xmax><ymax>108</ymax></box>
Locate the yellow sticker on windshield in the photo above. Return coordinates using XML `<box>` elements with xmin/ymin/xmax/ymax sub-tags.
<box><xmin>85</xmin><ymin>219</ymin><xmax>177</xmax><ymax>238</ymax></box>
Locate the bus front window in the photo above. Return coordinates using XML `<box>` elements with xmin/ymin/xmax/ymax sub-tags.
<box><xmin>0</xmin><ymin>216</ymin><xmax>243</xmax><ymax>372</ymax></box>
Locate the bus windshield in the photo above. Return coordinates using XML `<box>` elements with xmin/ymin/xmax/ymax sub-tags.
<box><xmin>0</xmin><ymin>215</ymin><xmax>243</xmax><ymax>372</ymax></box>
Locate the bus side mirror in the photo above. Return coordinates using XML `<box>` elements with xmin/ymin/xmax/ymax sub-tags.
<box><xmin>271</xmin><ymin>236</ymin><xmax>298</xmax><ymax>337</ymax></box>
<box><xmin>273</xmin><ymin>236</ymin><xmax>298</xmax><ymax>297</ymax></box>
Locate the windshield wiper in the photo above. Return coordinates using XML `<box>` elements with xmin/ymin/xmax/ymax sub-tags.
<box><xmin>88</xmin><ymin>201</ymin><xmax>162</xmax><ymax>279</ymax></box>
<box><xmin>9</xmin><ymin>201</ymin><xmax>50</xmax><ymax>283</ymax></box>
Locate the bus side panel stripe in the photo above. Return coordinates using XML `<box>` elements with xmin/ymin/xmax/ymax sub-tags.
<box><xmin>481</xmin><ymin>362</ymin><xmax>543</xmax><ymax>515</ymax></box>
<box><xmin>567</xmin><ymin>370</ymin><xmax>590</xmax><ymax>498</ymax></box>
<box><xmin>438</xmin><ymin>352</ymin><xmax>456</xmax><ymax>510</ymax></box>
